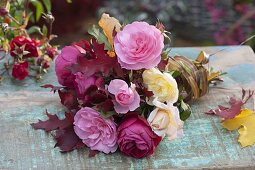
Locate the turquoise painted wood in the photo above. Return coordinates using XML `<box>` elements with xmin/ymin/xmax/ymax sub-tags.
<box><xmin>0</xmin><ymin>46</ymin><xmax>255</xmax><ymax>169</ymax></box>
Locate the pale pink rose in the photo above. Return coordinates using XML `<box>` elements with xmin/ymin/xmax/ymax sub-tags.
<box><xmin>74</xmin><ymin>107</ymin><xmax>118</xmax><ymax>154</ymax></box>
<box><xmin>108</xmin><ymin>79</ymin><xmax>140</xmax><ymax>114</ymax></box>
<box><xmin>114</xmin><ymin>21</ymin><xmax>164</xmax><ymax>70</ymax></box>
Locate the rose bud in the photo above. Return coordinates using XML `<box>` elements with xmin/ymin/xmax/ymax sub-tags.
<box><xmin>12</xmin><ymin>62</ymin><xmax>29</xmax><ymax>80</ymax></box>
<box><xmin>46</xmin><ymin>47</ymin><xmax>58</xmax><ymax>60</ymax></box>
<box><xmin>10</xmin><ymin>36</ymin><xmax>39</xmax><ymax>58</ymax></box>
<box><xmin>0</xmin><ymin>8</ymin><xmax>8</xmax><ymax>17</ymax></box>
<box><xmin>36</xmin><ymin>57</ymin><xmax>44</xmax><ymax>66</ymax></box>
<box><xmin>43</xmin><ymin>61</ymin><xmax>50</xmax><ymax>69</ymax></box>
<box><xmin>117</xmin><ymin>113</ymin><xmax>162</xmax><ymax>158</ymax></box>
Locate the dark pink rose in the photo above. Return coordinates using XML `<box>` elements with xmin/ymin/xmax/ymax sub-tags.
<box><xmin>55</xmin><ymin>45</ymin><xmax>80</xmax><ymax>87</ymax></box>
<box><xmin>74</xmin><ymin>107</ymin><xmax>118</xmax><ymax>154</ymax></box>
<box><xmin>10</xmin><ymin>36</ymin><xmax>39</xmax><ymax>58</ymax></box>
<box><xmin>74</xmin><ymin>72</ymin><xmax>97</xmax><ymax>98</ymax></box>
<box><xmin>117</xmin><ymin>113</ymin><xmax>162</xmax><ymax>158</ymax></box>
<box><xmin>12</xmin><ymin>62</ymin><xmax>29</xmax><ymax>80</ymax></box>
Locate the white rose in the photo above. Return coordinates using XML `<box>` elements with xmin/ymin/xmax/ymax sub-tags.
<box><xmin>147</xmin><ymin>98</ymin><xmax>184</xmax><ymax>140</ymax></box>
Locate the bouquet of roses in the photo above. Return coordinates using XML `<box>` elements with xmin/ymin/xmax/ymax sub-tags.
<box><xmin>32</xmin><ymin>13</ymin><xmax>222</xmax><ymax>158</ymax></box>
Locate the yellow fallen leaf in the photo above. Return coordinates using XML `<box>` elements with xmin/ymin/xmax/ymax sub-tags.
<box><xmin>98</xmin><ymin>13</ymin><xmax>121</xmax><ymax>48</ymax></box>
<box><xmin>222</xmin><ymin>109</ymin><xmax>255</xmax><ymax>147</ymax></box>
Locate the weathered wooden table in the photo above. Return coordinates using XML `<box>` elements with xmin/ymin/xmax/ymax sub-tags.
<box><xmin>0</xmin><ymin>46</ymin><xmax>255</xmax><ymax>170</ymax></box>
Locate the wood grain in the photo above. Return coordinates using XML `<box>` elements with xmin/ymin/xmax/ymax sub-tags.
<box><xmin>0</xmin><ymin>46</ymin><xmax>255</xmax><ymax>170</ymax></box>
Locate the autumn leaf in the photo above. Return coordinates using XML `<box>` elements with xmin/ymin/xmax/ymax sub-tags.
<box><xmin>58</xmin><ymin>89</ymin><xmax>79</xmax><ymax>110</ymax></box>
<box><xmin>41</xmin><ymin>84</ymin><xmax>64</xmax><ymax>93</ymax></box>
<box><xmin>54</xmin><ymin>126</ymin><xmax>85</xmax><ymax>152</ymax></box>
<box><xmin>70</xmin><ymin>39</ymin><xmax>123</xmax><ymax>78</ymax></box>
<box><xmin>89</xmin><ymin>150</ymin><xmax>99</xmax><ymax>157</ymax></box>
<box><xmin>31</xmin><ymin>111</ymin><xmax>73</xmax><ymax>132</ymax></box>
<box><xmin>98</xmin><ymin>13</ymin><xmax>121</xmax><ymax>48</ymax></box>
<box><xmin>206</xmin><ymin>89</ymin><xmax>254</xmax><ymax>120</ymax></box>
<box><xmin>222</xmin><ymin>109</ymin><xmax>255</xmax><ymax>147</ymax></box>
<box><xmin>31</xmin><ymin>111</ymin><xmax>85</xmax><ymax>152</ymax></box>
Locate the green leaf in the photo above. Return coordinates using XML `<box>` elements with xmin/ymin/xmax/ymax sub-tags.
<box><xmin>180</xmin><ymin>109</ymin><xmax>191</xmax><ymax>121</ymax></box>
<box><xmin>178</xmin><ymin>100</ymin><xmax>191</xmax><ymax>121</ymax></box>
<box><xmin>42</xmin><ymin>0</ymin><xmax>51</xmax><ymax>12</ymax></box>
<box><xmin>161</xmin><ymin>47</ymin><xmax>171</xmax><ymax>60</ymax></box>
<box><xmin>169</xmin><ymin>70</ymin><xmax>181</xmax><ymax>78</ymax></box>
<box><xmin>88</xmin><ymin>25</ymin><xmax>112</xmax><ymax>51</ymax></box>
<box><xmin>42</xmin><ymin>25</ymin><xmax>48</xmax><ymax>36</ymax></box>
<box><xmin>31</xmin><ymin>0</ymin><xmax>44</xmax><ymax>22</ymax></box>
<box><xmin>99</xmin><ymin>110</ymin><xmax>116</xmax><ymax>119</ymax></box>
<box><xmin>27</xmin><ymin>26</ymin><xmax>43</xmax><ymax>35</ymax></box>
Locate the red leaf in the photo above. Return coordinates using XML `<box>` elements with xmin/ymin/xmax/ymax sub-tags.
<box><xmin>69</xmin><ymin>39</ymin><xmax>121</xmax><ymax>78</ymax></box>
<box><xmin>206</xmin><ymin>89</ymin><xmax>254</xmax><ymax>119</ymax></box>
<box><xmin>31</xmin><ymin>111</ymin><xmax>73</xmax><ymax>132</ymax></box>
<box><xmin>41</xmin><ymin>84</ymin><xmax>64</xmax><ymax>93</ymax></box>
<box><xmin>54</xmin><ymin>126</ymin><xmax>85</xmax><ymax>152</ymax></box>
<box><xmin>97</xmin><ymin>99</ymin><xmax>114</xmax><ymax>112</ymax></box>
<box><xmin>58</xmin><ymin>89</ymin><xmax>79</xmax><ymax>110</ymax></box>
<box><xmin>143</xmin><ymin>88</ymin><xmax>154</xmax><ymax>98</ymax></box>
<box><xmin>89</xmin><ymin>149</ymin><xmax>99</xmax><ymax>157</ymax></box>
<box><xmin>206</xmin><ymin>101</ymin><xmax>243</xmax><ymax>119</ymax></box>
<box><xmin>32</xmin><ymin>111</ymin><xmax>85</xmax><ymax>152</ymax></box>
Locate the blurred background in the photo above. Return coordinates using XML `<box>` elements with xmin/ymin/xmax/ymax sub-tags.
<box><xmin>50</xmin><ymin>0</ymin><xmax>255</xmax><ymax>49</ymax></box>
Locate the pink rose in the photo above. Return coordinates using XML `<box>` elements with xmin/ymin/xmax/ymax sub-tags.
<box><xmin>74</xmin><ymin>72</ymin><xmax>97</xmax><ymax>98</ymax></box>
<box><xmin>117</xmin><ymin>113</ymin><xmax>162</xmax><ymax>158</ymax></box>
<box><xmin>108</xmin><ymin>79</ymin><xmax>140</xmax><ymax>114</ymax></box>
<box><xmin>74</xmin><ymin>107</ymin><xmax>118</xmax><ymax>154</ymax></box>
<box><xmin>55</xmin><ymin>45</ymin><xmax>80</xmax><ymax>87</ymax></box>
<box><xmin>114</xmin><ymin>21</ymin><xmax>164</xmax><ymax>70</ymax></box>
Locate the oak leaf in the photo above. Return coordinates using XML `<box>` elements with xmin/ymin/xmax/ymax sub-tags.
<box><xmin>206</xmin><ymin>89</ymin><xmax>254</xmax><ymax>120</ymax></box>
<box><xmin>31</xmin><ymin>111</ymin><xmax>85</xmax><ymax>152</ymax></box>
<box><xmin>31</xmin><ymin>111</ymin><xmax>73</xmax><ymax>132</ymax></box>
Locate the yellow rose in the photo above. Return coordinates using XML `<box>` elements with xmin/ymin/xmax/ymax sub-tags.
<box><xmin>142</xmin><ymin>68</ymin><xmax>179</xmax><ymax>103</ymax></box>
<box><xmin>147</xmin><ymin>98</ymin><xmax>183</xmax><ymax>140</ymax></box>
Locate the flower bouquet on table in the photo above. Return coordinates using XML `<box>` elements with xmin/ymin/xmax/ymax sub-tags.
<box><xmin>31</xmin><ymin>13</ymin><xmax>223</xmax><ymax>158</ymax></box>
<box><xmin>0</xmin><ymin>0</ymin><xmax>58</xmax><ymax>81</ymax></box>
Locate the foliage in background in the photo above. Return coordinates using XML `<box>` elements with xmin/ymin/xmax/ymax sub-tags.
<box><xmin>0</xmin><ymin>0</ymin><xmax>58</xmax><ymax>81</ymax></box>
<box><xmin>98</xmin><ymin>0</ymin><xmax>187</xmax><ymax>29</ymax></box>
<box><xmin>99</xmin><ymin>0</ymin><xmax>255</xmax><ymax>48</ymax></box>
<box><xmin>205</xmin><ymin>0</ymin><xmax>255</xmax><ymax>48</ymax></box>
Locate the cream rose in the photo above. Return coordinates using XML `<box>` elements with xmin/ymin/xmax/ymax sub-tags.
<box><xmin>147</xmin><ymin>98</ymin><xmax>183</xmax><ymax>140</ymax></box>
<box><xmin>142</xmin><ymin>68</ymin><xmax>179</xmax><ymax>103</ymax></box>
